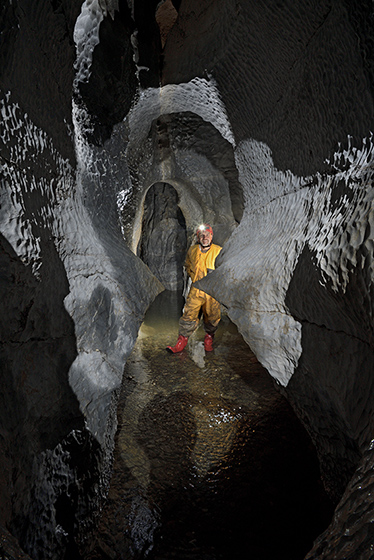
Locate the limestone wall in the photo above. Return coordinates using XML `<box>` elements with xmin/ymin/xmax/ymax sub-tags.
<box><xmin>1</xmin><ymin>0</ymin><xmax>374</xmax><ymax>558</ymax></box>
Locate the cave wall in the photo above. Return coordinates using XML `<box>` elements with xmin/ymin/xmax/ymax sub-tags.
<box><xmin>167</xmin><ymin>0</ymin><xmax>374</xmax><ymax>476</ymax></box>
<box><xmin>165</xmin><ymin>1</ymin><xmax>374</xmax><ymax>553</ymax></box>
<box><xmin>120</xmin><ymin>86</ymin><xmax>240</xmax><ymax>252</ymax></box>
<box><xmin>0</xmin><ymin>0</ymin><xmax>162</xmax><ymax>557</ymax></box>
<box><xmin>163</xmin><ymin>0</ymin><xmax>374</xmax><ymax>176</ymax></box>
<box><xmin>1</xmin><ymin>0</ymin><xmax>374</xmax><ymax>558</ymax></box>
<box><xmin>161</xmin><ymin>0</ymin><xmax>374</xmax><ymax>552</ymax></box>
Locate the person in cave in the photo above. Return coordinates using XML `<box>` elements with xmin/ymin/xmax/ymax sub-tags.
<box><xmin>167</xmin><ymin>223</ymin><xmax>222</xmax><ymax>353</ymax></box>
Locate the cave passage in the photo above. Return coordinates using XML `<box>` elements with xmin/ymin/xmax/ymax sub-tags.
<box><xmin>137</xmin><ymin>183</ymin><xmax>187</xmax><ymax>291</ymax></box>
<box><xmin>86</xmin><ymin>291</ymin><xmax>333</xmax><ymax>560</ymax></box>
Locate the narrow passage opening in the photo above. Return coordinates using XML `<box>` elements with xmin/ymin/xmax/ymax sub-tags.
<box><xmin>137</xmin><ymin>182</ymin><xmax>187</xmax><ymax>291</ymax></box>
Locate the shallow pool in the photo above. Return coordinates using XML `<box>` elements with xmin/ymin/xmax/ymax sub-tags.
<box><xmin>87</xmin><ymin>291</ymin><xmax>333</xmax><ymax>560</ymax></box>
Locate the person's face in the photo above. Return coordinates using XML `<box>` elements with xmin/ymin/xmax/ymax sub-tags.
<box><xmin>198</xmin><ymin>229</ymin><xmax>213</xmax><ymax>247</ymax></box>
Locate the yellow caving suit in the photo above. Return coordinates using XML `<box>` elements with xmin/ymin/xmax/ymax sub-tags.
<box><xmin>179</xmin><ymin>243</ymin><xmax>222</xmax><ymax>337</ymax></box>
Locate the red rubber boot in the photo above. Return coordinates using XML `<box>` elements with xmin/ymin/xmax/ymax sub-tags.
<box><xmin>204</xmin><ymin>333</ymin><xmax>214</xmax><ymax>352</ymax></box>
<box><xmin>167</xmin><ymin>335</ymin><xmax>188</xmax><ymax>353</ymax></box>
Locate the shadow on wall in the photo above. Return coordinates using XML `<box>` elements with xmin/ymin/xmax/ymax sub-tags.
<box><xmin>284</xmin><ymin>245</ymin><xmax>374</xmax><ymax>501</ymax></box>
<box><xmin>0</xmin><ymin>233</ymin><xmax>98</xmax><ymax>557</ymax></box>
<box><xmin>137</xmin><ymin>182</ymin><xmax>187</xmax><ymax>291</ymax></box>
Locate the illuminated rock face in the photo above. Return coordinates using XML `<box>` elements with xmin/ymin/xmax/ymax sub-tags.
<box><xmin>0</xmin><ymin>0</ymin><xmax>374</xmax><ymax>558</ymax></box>
<box><xmin>0</xmin><ymin>1</ymin><xmax>162</xmax><ymax>556</ymax></box>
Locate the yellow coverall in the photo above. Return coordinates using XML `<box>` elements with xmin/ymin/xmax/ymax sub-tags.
<box><xmin>179</xmin><ymin>243</ymin><xmax>222</xmax><ymax>337</ymax></box>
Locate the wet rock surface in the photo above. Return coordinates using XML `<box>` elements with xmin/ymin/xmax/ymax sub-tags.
<box><xmin>86</xmin><ymin>291</ymin><xmax>333</xmax><ymax>560</ymax></box>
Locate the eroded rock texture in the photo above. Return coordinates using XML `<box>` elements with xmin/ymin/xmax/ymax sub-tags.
<box><xmin>1</xmin><ymin>0</ymin><xmax>374</xmax><ymax>558</ymax></box>
<box><xmin>1</xmin><ymin>1</ymin><xmax>162</xmax><ymax>558</ymax></box>
<box><xmin>305</xmin><ymin>440</ymin><xmax>374</xmax><ymax>559</ymax></box>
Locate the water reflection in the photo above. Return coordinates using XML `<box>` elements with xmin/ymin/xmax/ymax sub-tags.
<box><xmin>87</xmin><ymin>291</ymin><xmax>333</xmax><ymax>560</ymax></box>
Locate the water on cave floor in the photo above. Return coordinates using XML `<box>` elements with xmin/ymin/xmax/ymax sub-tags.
<box><xmin>87</xmin><ymin>290</ymin><xmax>333</xmax><ymax>560</ymax></box>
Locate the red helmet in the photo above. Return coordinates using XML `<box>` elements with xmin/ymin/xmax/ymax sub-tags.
<box><xmin>196</xmin><ymin>223</ymin><xmax>213</xmax><ymax>237</ymax></box>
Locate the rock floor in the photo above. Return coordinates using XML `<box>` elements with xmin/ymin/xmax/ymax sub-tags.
<box><xmin>87</xmin><ymin>290</ymin><xmax>333</xmax><ymax>560</ymax></box>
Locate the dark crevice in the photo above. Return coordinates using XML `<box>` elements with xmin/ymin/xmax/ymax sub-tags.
<box><xmin>77</xmin><ymin>2</ymin><xmax>138</xmax><ymax>145</ymax></box>
<box><xmin>137</xmin><ymin>183</ymin><xmax>187</xmax><ymax>291</ymax></box>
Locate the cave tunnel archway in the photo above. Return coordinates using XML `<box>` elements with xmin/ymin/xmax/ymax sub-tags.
<box><xmin>137</xmin><ymin>182</ymin><xmax>187</xmax><ymax>291</ymax></box>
